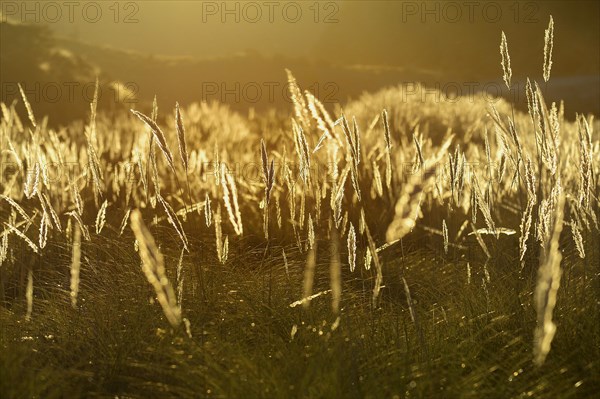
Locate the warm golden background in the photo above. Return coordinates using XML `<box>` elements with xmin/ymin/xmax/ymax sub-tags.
<box><xmin>1</xmin><ymin>1</ymin><xmax>598</xmax><ymax>125</ymax></box>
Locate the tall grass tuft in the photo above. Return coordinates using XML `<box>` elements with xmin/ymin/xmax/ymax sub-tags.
<box><xmin>500</xmin><ymin>31</ymin><xmax>512</xmax><ymax>90</ymax></box>
<box><xmin>543</xmin><ymin>16</ymin><xmax>555</xmax><ymax>82</ymax></box>
<box><xmin>131</xmin><ymin>109</ymin><xmax>177</xmax><ymax>176</ymax></box>
<box><xmin>347</xmin><ymin>223</ymin><xmax>356</xmax><ymax>272</ymax></box>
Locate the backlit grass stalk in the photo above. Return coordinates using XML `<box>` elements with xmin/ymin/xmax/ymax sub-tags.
<box><xmin>534</xmin><ymin>188</ymin><xmax>565</xmax><ymax>366</ymax></box>
<box><xmin>130</xmin><ymin>210</ymin><xmax>181</xmax><ymax>328</ymax></box>
<box><xmin>70</xmin><ymin>226</ymin><xmax>81</xmax><ymax>308</ymax></box>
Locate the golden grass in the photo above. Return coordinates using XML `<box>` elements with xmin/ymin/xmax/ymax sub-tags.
<box><xmin>0</xmin><ymin>15</ymin><xmax>597</xmax><ymax>367</ymax></box>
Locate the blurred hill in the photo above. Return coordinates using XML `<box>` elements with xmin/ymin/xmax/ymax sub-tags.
<box><xmin>1</xmin><ymin>15</ymin><xmax>598</xmax><ymax>128</ymax></box>
<box><xmin>0</xmin><ymin>19</ymin><xmax>133</xmax><ymax>125</ymax></box>
<box><xmin>41</xmin><ymin>1</ymin><xmax>599</xmax><ymax>79</ymax></box>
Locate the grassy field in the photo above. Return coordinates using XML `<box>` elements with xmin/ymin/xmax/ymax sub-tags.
<box><xmin>1</xmin><ymin>19</ymin><xmax>599</xmax><ymax>398</ymax></box>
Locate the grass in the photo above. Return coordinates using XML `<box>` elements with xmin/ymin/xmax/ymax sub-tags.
<box><xmin>1</xmin><ymin>234</ymin><xmax>598</xmax><ymax>398</ymax></box>
<box><xmin>1</xmin><ymin>16</ymin><xmax>599</xmax><ymax>398</ymax></box>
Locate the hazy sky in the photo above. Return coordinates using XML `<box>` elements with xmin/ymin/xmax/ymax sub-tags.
<box><xmin>5</xmin><ymin>0</ymin><xmax>596</xmax><ymax>76</ymax></box>
<box><xmin>2</xmin><ymin>1</ymin><xmax>598</xmax><ymax>122</ymax></box>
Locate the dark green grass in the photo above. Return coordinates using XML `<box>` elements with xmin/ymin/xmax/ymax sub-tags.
<box><xmin>1</xmin><ymin>227</ymin><xmax>598</xmax><ymax>399</ymax></box>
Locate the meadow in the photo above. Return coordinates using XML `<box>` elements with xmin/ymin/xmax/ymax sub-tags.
<box><xmin>0</xmin><ymin>17</ymin><xmax>598</xmax><ymax>398</ymax></box>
